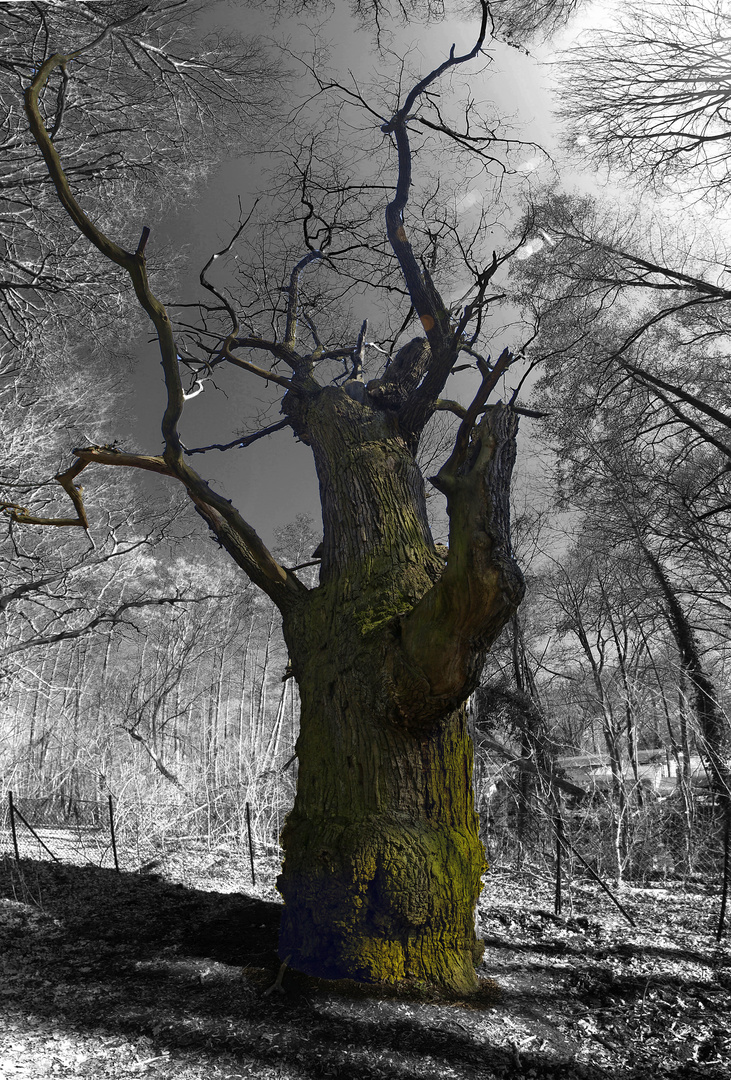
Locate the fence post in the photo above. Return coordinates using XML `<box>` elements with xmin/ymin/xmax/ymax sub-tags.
<box><xmin>108</xmin><ymin>794</ymin><xmax>120</xmax><ymax>873</ymax></box>
<box><xmin>8</xmin><ymin>792</ymin><xmax>20</xmax><ymax>862</ymax></box>
<box><xmin>555</xmin><ymin>822</ymin><xmax>562</xmax><ymax>916</ymax></box>
<box><xmin>554</xmin><ymin>805</ymin><xmax>566</xmax><ymax>916</ymax></box>
<box><xmin>716</xmin><ymin>803</ymin><xmax>730</xmax><ymax>941</ymax></box>
<box><xmin>246</xmin><ymin>801</ymin><xmax>256</xmax><ymax>886</ymax></box>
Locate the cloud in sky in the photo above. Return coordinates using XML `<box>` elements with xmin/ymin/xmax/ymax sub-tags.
<box><xmin>515</xmin><ymin>230</ymin><xmax>557</xmax><ymax>261</ymax></box>
<box><xmin>455</xmin><ymin>188</ymin><xmax>483</xmax><ymax>213</ymax></box>
<box><xmin>516</xmin><ymin>156</ymin><xmax>542</xmax><ymax>174</ymax></box>
<box><xmin>515</xmin><ymin>237</ymin><xmax>544</xmax><ymax>261</ymax></box>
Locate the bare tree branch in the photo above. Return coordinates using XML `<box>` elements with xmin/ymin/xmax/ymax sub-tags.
<box><xmin>23</xmin><ymin>47</ymin><xmax>306</xmax><ymax>607</ymax></box>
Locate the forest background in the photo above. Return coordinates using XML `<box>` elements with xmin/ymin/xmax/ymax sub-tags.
<box><xmin>1</xmin><ymin>0</ymin><xmax>730</xmax><ymax>898</ymax></box>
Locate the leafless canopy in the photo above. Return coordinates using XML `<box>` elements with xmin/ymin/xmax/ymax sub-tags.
<box><xmin>0</xmin><ymin>0</ymin><xmax>274</xmax><ymax>372</ymax></box>
<box><xmin>10</xmin><ymin>0</ymin><xmax>547</xmax><ymax>611</ymax></box>
<box><xmin>511</xmin><ymin>190</ymin><xmax>731</xmax><ymax>462</ymax></box>
<box><xmin>560</xmin><ymin>0</ymin><xmax>731</xmax><ymax>198</ymax></box>
<box><xmin>279</xmin><ymin>0</ymin><xmax>587</xmax><ymax>45</ymax></box>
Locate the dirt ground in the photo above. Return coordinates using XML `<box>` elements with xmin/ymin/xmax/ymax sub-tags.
<box><xmin>0</xmin><ymin>844</ymin><xmax>729</xmax><ymax>1080</ymax></box>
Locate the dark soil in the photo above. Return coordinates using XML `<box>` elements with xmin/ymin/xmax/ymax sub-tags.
<box><xmin>0</xmin><ymin>852</ymin><xmax>730</xmax><ymax>1079</ymax></box>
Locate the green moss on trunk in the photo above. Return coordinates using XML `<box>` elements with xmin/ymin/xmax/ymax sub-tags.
<box><xmin>273</xmin><ymin>384</ymin><xmax>519</xmax><ymax>992</ymax></box>
<box><xmin>278</xmin><ymin>812</ymin><xmax>484</xmax><ymax>990</ymax></box>
<box><xmin>278</xmin><ymin>600</ymin><xmax>485</xmax><ymax>990</ymax></box>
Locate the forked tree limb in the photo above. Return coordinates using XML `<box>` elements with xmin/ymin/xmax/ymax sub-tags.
<box><xmin>380</xmin><ymin>0</ymin><xmax>491</xmax><ymax>425</ymax></box>
<box><xmin>23</xmin><ymin>48</ymin><xmax>305</xmax><ymax>608</ymax></box>
<box><xmin>392</xmin><ymin>401</ymin><xmax>524</xmax><ymax>722</ymax></box>
<box><xmin>433</xmin><ymin>348</ymin><xmax>514</xmax><ymax>490</ymax></box>
<box><xmin>3</xmin><ymin>458</ymin><xmax>97</xmax><ymax>529</ymax></box>
<box><xmin>2</xmin><ymin>450</ymin><xmax>176</xmax><ymax>529</ymax></box>
<box><xmin>283</xmin><ymin>250</ymin><xmax>324</xmax><ymax>361</ymax></box>
<box><xmin>25</xmin><ymin>51</ymin><xmax>185</xmax><ymax>465</ymax></box>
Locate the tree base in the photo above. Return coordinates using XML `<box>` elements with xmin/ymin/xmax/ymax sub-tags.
<box><xmin>277</xmin><ymin>813</ymin><xmax>485</xmax><ymax>993</ymax></box>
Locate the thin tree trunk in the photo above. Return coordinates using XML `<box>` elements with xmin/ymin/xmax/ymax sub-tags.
<box><xmin>572</xmin><ymin>607</ymin><xmax>629</xmax><ymax>879</ymax></box>
<box><xmin>237</xmin><ymin>611</ymin><xmax>257</xmax><ymax>781</ymax></box>
<box><xmin>642</xmin><ymin>546</ymin><xmax>729</xmax><ymax>803</ymax></box>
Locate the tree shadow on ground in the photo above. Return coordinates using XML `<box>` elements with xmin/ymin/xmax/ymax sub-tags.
<box><xmin>480</xmin><ymin>930</ymin><xmax>719</xmax><ymax>969</ymax></box>
<box><xmin>1</xmin><ymin>857</ymin><xmax>729</xmax><ymax>1080</ymax></box>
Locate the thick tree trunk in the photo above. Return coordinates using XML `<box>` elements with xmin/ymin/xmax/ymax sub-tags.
<box><xmin>278</xmin><ymin>626</ymin><xmax>484</xmax><ymax>990</ymax></box>
<box><xmin>275</xmin><ymin>381</ymin><xmax>523</xmax><ymax>991</ymax></box>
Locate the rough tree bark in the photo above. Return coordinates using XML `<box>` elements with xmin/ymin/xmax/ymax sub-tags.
<box><xmin>275</xmin><ymin>384</ymin><xmax>523</xmax><ymax>987</ymax></box>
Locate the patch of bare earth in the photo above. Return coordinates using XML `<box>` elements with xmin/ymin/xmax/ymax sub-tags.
<box><xmin>0</xmin><ymin>851</ymin><xmax>729</xmax><ymax>1080</ymax></box>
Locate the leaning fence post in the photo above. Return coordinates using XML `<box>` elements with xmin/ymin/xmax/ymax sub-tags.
<box><xmin>10</xmin><ymin>801</ymin><xmax>59</xmax><ymax>862</ymax></box>
<box><xmin>245</xmin><ymin>801</ymin><xmax>256</xmax><ymax>886</ymax></box>
<box><xmin>555</xmin><ymin>819</ymin><xmax>563</xmax><ymax>916</ymax></box>
<box><xmin>9</xmin><ymin>792</ymin><xmax>20</xmax><ymax>862</ymax></box>
<box><xmin>717</xmin><ymin>804</ymin><xmax>730</xmax><ymax>941</ymax></box>
<box><xmin>108</xmin><ymin>794</ymin><xmax>120</xmax><ymax>873</ymax></box>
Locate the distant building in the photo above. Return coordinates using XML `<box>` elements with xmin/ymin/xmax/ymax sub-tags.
<box><xmin>557</xmin><ymin>750</ymin><xmax>710</xmax><ymax>795</ymax></box>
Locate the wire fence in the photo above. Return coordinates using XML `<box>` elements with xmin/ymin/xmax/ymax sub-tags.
<box><xmin>0</xmin><ymin>792</ymin><xmax>118</xmax><ymax>869</ymax></box>
<box><xmin>0</xmin><ymin>790</ymin><xmax>262</xmax><ymax>888</ymax></box>
<box><xmin>4</xmin><ymin>781</ymin><xmax>726</xmax><ymax>936</ymax></box>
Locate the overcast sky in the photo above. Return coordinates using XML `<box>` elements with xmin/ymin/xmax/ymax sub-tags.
<box><xmin>126</xmin><ymin>2</ymin><xmax>568</xmax><ymax>548</ymax></box>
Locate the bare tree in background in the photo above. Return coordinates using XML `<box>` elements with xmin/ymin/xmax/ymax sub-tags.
<box><xmin>1</xmin><ymin>1</ymin><xmax>276</xmax><ymax>687</ymax></box>
<box><xmin>512</xmin><ymin>189</ymin><xmax>731</xmax><ymax>464</ymax></box>
<box><xmin>511</xmin><ymin>0</ymin><xmax>731</xmax><ymax>464</ymax></box>
<box><xmin>509</xmin><ymin>274</ymin><xmax>731</xmax><ymax>864</ymax></box>
<box><xmin>561</xmin><ymin>0</ymin><xmax>731</xmax><ymax>199</ymax></box>
<box><xmin>0</xmin><ymin>0</ymin><xmax>274</xmax><ymax>367</ymax></box>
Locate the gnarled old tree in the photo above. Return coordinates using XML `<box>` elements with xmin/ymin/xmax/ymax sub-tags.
<box><xmin>19</xmin><ymin>3</ymin><xmax>529</xmax><ymax>990</ymax></box>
